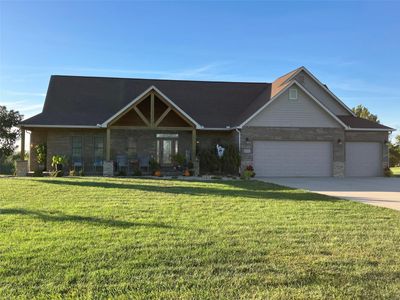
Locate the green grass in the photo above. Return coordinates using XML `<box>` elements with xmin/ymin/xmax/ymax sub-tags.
<box><xmin>391</xmin><ymin>167</ymin><xmax>400</xmax><ymax>176</ymax></box>
<box><xmin>1</xmin><ymin>177</ymin><xmax>399</xmax><ymax>299</ymax></box>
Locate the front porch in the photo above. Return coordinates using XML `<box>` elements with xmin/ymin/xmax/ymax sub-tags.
<box><xmin>102</xmin><ymin>88</ymin><xmax>198</xmax><ymax>176</ymax></box>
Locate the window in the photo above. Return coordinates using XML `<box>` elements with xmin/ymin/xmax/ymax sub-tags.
<box><xmin>289</xmin><ymin>88</ymin><xmax>298</xmax><ymax>100</ymax></box>
<box><xmin>94</xmin><ymin>136</ymin><xmax>104</xmax><ymax>164</ymax></box>
<box><xmin>156</xmin><ymin>133</ymin><xmax>179</xmax><ymax>138</ymax></box>
<box><xmin>72</xmin><ymin>136</ymin><xmax>83</xmax><ymax>164</ymax></box>
<box><xmin>127</xmin><ymin>137</ymin><xmax>137</xmax><ymax>158</ymax></box>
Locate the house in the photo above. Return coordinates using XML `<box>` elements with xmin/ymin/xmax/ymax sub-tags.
<box><xmin>19</xmin><ymin>66</ymin><xmax>394</xmax><ymax>177</ymax></box>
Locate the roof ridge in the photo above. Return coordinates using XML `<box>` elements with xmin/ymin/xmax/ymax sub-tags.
<box><xmin>50</xmin><ymin>74</ymin><xmax>270</xmax><ymax>85</ymax></box>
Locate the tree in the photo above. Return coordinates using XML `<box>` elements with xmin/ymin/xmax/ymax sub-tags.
<box><xmin>352</xmin><ymin>104</ymin><xmax>380</xmax><ymax>123</ymax></box>
<box><xmin>389</xmin><ymin>134</ymin><xmax>400</xmax><ymax>167</ymax></box>
<box><xmin>0</xmin><ymin>106</ymin><xmax>23</xmax><ymax>161</ymax></box>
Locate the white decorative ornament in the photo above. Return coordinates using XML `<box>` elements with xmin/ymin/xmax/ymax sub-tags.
<box><xmin>216</xmin><ymin>144</ymin><xmax>225</xmax><ymax>158</ymax></box>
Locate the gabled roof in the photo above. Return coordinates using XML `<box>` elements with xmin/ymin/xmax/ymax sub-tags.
<box><xmin>21</xmin><ymin>67</ymin><xmax>392</xmax><ymax>131</ymax></box>
<box><xmin>22</xmin><ymin>75</ymin><xmax>270</xmax><ymax>128</ymax></box>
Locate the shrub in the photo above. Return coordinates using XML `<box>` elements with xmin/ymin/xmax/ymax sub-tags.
<box><xmin>241</xmin><ymin>170</ymin><xmax>254</xmax><ymax>180</ymax></box>
<box><xmin>384</xmin><ymin>167</ymin><xmax>393</xmax><ymax>177</ymax></box>
<box><xmin>33</xmin><ymin>170</ymin><xmax>43</xmax><ymax>177</ymax></box>
<box><xmin>171</xmin><ymin>153</ymin><xmax>185</xmax><ymax>167</ymax></box>
<box><xmin>149</xmin><ymin>159</ymin><xmax>160</xmax><ymax>174</ymax></box>
<box><xmin>132</xmin><ymin>169</ymin><xmax>142</xmax><ymax>176</ymax></box>
<box><xmin>117</xmin><ymin>170</ymin><xmax>127</xmax><ymax>176</ymax></box>
<box><xmin>198</xmin><ymin>144</ymin><xmax>240</xmax><ymax>175</ymax></box>
<box><xmin>34</xmin><ymin>144</ymin><xmax>47</xmax><ymax>166</ymax></box>
<box><xmin>50</xmin><ymin>170</ymin><xmax>63</xmax><ymax>177</ymax></box>
<box><xmin>51</xmin><ymin>155</ymin><xmax>68</xmax><ymax>170</ymax></box>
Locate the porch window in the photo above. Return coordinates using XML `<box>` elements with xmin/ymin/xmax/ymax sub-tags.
<box><xmin>94</xmin><ymin>136</ymin><xmax>104</xmax><ymax>165</ymax></box>
<box><xmin>72</xmin><ymin>136</ymin><xmax>83</xmax><ymax>165</ymax></box>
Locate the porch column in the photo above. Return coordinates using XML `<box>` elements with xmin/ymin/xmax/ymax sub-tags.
<box><xmin>20</xmin><ymin>127</ymin><xmax>25</xmax><ymax>160</ymax></box>
<box><xmin>106</xmin><ymin>127</ymin><xmax>111</xmax><ymax>161</ymax></box>
<box><xmin>16</xmin><ymin>127</ymin><xmax>28</xmax><ymax>176</ymax></box>
<box><xmin>192</xmin><ymin>129</ymin><xmax>196</xmax><ymax>160</ymax></box>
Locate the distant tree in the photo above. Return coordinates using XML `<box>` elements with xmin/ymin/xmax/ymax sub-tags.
<box><xmin>0</xmin><ymin>106</ymin><xmax>23</xmax><ymax>162</ymax></box>
<box><xmin>352</xmin><ymin>105</ymin><xmax>380</xmax><ymax>123</ymax></box>
<box><xmin>389</xmin><ymin>134</ymin><xmax>400</xmax><ymax>167</ymax></box>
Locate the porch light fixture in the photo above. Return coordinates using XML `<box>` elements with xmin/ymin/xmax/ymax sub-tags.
<box><xmin>337</xmin><ymin>139</ymin><xmax>342</xmax><ymax>145</ymax></box>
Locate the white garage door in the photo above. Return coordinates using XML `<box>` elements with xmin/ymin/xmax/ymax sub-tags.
<box><xmin>253</xmin><ymin>141</ymin><xmax>333</xmax><ymax>177</ymax></box>
<box><xmin>345</xmin><ymin>142</ymin><xmax>382</xmax><ymax>177</ymax></box>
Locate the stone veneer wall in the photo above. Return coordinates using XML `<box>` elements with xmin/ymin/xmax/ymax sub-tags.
<box><xmin>29</xmin><ymin>129</ymin><xmax>48</xmax><ymax>171</ymax></box>
<box><xmin>28</xmin><ymin>128</ymin><xmax>106</xmax><ymax>172</ymax></box>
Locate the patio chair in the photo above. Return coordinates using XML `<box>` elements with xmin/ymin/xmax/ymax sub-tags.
<box><xmin>116</xmin><ymin>155</ymin><xmax>128</xmax><ymax>174</ymax></box>
<box><xmin>138</xmin><ymin>155</ymin><xmax>150</xmax><ymax>172</ymax></box>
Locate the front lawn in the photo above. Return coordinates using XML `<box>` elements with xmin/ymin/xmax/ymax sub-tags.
<box><xmin>1</xmin><ymin>177</ymin><xmax>399</xmax><ymax>299</ymax></box>
<box><xmin>392</xmin><ymin>167</ymin><xmax>400</xmax><ymax>176</ymax></box>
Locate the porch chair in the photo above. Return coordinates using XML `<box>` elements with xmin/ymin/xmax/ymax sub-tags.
<box><xmin>138</xmin><ymin>155</ymin><xmax>150</xmax><ymax>173</ymax></box>
<box><xmin>116</xmin><ymin>155</ymin><xmax>128</xmax><ymax>174</ymax></box>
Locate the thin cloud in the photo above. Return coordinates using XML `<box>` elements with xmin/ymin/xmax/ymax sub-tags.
<box><xmin>1</xmin><ymin>90</ymin><xmax>46</xmax><ymax>97</ymax></box>
<box><xmin>60</xmin><ymin>62</ymin><xmax>230</xmax><ymax>80</ymax></box>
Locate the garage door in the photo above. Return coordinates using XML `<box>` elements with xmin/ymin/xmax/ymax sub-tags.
<box><xmin>345</xmin><ymin>142</ymin><xmax>382</xmax><ymax>177</ymax></box>
<box><xmin>253</xmin><ymin>141</ymin><xmax>332</xmax><ymax>177</ymax></box>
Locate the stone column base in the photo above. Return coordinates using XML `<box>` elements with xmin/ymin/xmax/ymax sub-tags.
<box><xmin>103</xmin><ymin>161</ymin><xmax>114</xmax><ymax>177</ymax></box>
<box><xmin>333</xmin><ymin>161</ymin><xmax>345</xmax><ymax>177</ymax></box>
<box><xmin>15</xmin><ymin>160</ymin><xmax>28</xmax><ymax>177</ymax></box>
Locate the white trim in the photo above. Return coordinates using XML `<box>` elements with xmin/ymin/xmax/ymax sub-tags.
<box><xmin>288</xmin><ymin>88</ymin><xmax>298</xmax><ymax>100</ymax></box>
<box><xmin>19</xmin><ymin>124</ymin><xmax>100</xmax><ymax>129</ymax></box>
<box><xmin>285</xmin><ymin>67</ymin><xmax>356</xmax><ymax>117</ymax></box>
<box><xmin>101</xmin><ymin>85</ymin><xmax>202</xmax><ymax>128</ymax></box>
<box><xmin>345</xmin><ymin>128</ymin><xmax>394</xmax><ymax>132</ymax></box>
<box><xmin>239</xmin><ymin>80</ymin><xmax>349</xmax><ymax>129</ymax></box>
<box><xmin>197</xmin><ymin>127</ymin><xmax>233</xmax><ymax>131</ymax></box>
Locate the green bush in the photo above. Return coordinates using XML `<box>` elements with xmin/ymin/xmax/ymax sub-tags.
<box><xmin>384</xmin><ymin>167</ymin><xmax>393</xmax><ymax>177</ymax></box>
<box><xmin>198</xmin><ymin>144</ymin><xmax>240</xmax><ymax>175</ymax></box>
<box><xmin>132</xmin><ymin>169</ymin><xmax>142</xmax><ymax>176</ymax></box>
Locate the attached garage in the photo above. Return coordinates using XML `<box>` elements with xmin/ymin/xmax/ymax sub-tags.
<box><xmin>253</xmin><ymin>141</ymin><xmax>333</xmax><ymax>177</ymax></box>
<box><xmin>345</xmin><ymin>142</ymin><xmax>382</xmax><ymax>177</ymax></box>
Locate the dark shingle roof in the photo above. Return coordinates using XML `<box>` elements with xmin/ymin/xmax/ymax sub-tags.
<box><xmin>22</xmin><ymin>75</ymin><xmax>270</xmax><ymax>128</ymax></box>
<box><xmin>338</xmin><ymin>116</ymin><xmax>393</xmax><ymax>130</ymax></box>
<box><xmin>21</xmin><ymin>73</ymin><xmax>392</xmax><ymax>131</ymax></box>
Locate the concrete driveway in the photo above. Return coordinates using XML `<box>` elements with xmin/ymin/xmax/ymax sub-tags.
<box><xmin>259</xmin><ymin>177</ymin><xmax>400</xmax><ymax>211</ymax></box>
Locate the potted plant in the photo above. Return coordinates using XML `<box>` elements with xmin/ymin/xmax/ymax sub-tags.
<box><xmin>34</xmin><ymin>144</ymin><xmax>47</xmax><ymax>171</ymax></box>
<box><xmin>51</xmin><ymin>155</ymin><xmax>68</xmax><ymax>172</ymax></box>
<box><xmin>149</xmin><ymin>159</ymin><xmax>161</xmax><ymax>176</ymax></box>
<box><xmin>171</xmin><ymin>153</ymin><xmax>185</xmax><ymax>171</ymax></box>
<box><xmin>241</xmin><ymin>165</ymin><xmax>256</xmax><ymax>180</ymax></box>
<box><xmin>183</xmin><ymin>169</ymin><xmax>190</xmax><ymax>176</ymax></box>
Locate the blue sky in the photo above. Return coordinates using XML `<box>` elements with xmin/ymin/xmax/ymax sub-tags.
<box><xmin>1</xmin><ymin>1</ymin><xmax>399</xmax><ymax>134</ymax></box>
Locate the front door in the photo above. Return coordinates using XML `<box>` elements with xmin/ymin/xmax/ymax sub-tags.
<box><xmin>156</xmin><ymin>134</ymin><xmax>179</xmax><ymax>166</ymax></box>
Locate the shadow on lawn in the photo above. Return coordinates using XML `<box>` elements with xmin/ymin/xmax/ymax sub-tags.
<box><xmin>36</xmin><ymin>179</ymin><xmax>339</xmax><ymax>202</ymax></box>
<box><xmin>0</xmin><ymin>208</ymin><xmax>174</xmax><ymax>229</ymax></box>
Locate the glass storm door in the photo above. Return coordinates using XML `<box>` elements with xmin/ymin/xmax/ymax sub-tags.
<box><xmin>157</xmin><ymin>138</ymin><xmax>178</xmax><ymax>166</ymax></box>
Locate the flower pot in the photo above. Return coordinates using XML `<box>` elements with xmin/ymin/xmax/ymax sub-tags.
<box><xmin>154</xmin><ymin>170</ymin><xmax>161</xmax><ymax>177</ymax></box>
<box><xmin>183</xmin><ymin>169</ymin><xmax>190</xmax><ymax>176</ymax></box>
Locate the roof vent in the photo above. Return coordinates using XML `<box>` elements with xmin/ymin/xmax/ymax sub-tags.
<box><xmin>289</xmin><ymin>88</ymin><xmax>298</xmax><ymax>100</ymax></box>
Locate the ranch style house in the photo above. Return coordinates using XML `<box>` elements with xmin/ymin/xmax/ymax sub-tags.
<box><xmin>19</xmin><ymin>66</ymin><xmax>394</xmax><ymax>177</ymax></box>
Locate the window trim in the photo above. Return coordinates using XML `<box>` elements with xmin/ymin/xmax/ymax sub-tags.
<box><xmin>289</xmin><ymin>88</ymin><xmax>298</xmax><ymax>100</ymax></box>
